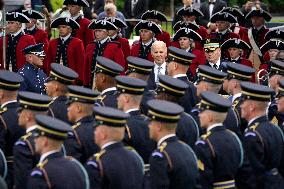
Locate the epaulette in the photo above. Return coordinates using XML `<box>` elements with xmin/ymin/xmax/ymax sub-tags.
<box><xmin>94</xmin><ymin>150</ymin><xmax>106</xmax><ymax>161</ymax></box>
<box><xmin>201</xmin><ymin>131</ymin><xmax>212</xmax><ymax>140</ymax></box>
<box><xmin>37</xmin><ymin>159</ymin><xmax>48</xmax><ymax>170</ymax></box>
<box><xmin>125</xmin><ymin>145</ymin><xmax>135</xmax><ymax>151</ymax></box>
<box><xmin>20</xmin><ymin>132</ymin><xmax>32</xmax><ymax>141</ymax></box>
<box><xmin>232</xmin><ymin>99</ymin><xmax>240</xmax><ymax>108</ymax></box>
<box><xmin>108</xmin><ymin>41</ymin><xmax>121</xmax><ymax>48</ymax></box>
<box><xmin>0</xmin><ymin>107</ymin><xmax>7</xmax><ymax>114</ymax></box>
<box><xmin>249</xmin><ymin>122</ymin><xmax>259</xmax><ymax>131</ymax></box>
<box><xmin>158</xmin><ymin>142</ymin><xmax>167</xmax><ymax>152</ymax></box>
<box><xmin>71</xmin><ymin>122</ymin><xmax>81</xmax><ymax>130</ymax></box>
<box><xmin>96</xmin><ymin>95</ymin><xmax>106</xmax><ymax>101</ymax></box>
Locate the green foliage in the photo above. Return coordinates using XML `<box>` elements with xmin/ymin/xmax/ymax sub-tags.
<box><xmin>116</xmin><ymin>0</ymin><xmax>124</xmax><ymax>11</ymax></box>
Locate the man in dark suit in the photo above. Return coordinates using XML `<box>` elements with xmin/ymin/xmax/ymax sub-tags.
<box><xmin>13</xmin><ymin>92</ymin><xmax>52</xmax><ymax>189</ymax></box>
<box><xmin>64</xmin><ymin>85</ymin><xmax>100</xmax><ymax>164</ymax></box>
<box><xmin>85</xmin><ymin>106</ymin><xmax>144</xmax><ymax>189</ymax></box>
<box><xmin>148</xmin><ymin>41</ymin><xmax>167</xmax><ymax>90</ymax></box>
<box><xmin>46</xmin><ymin>63</ymin><xmax>78</xmax><ymax>124</ymax></box>
<box><xmin>116</xmin><ymin>76</ymin><xmax>156</xmax><ymax>163</ymax></box>
<box><xmin>199</xmin><ymin>0</ymin><xmax>227</xmax><ymax>28</ymax></box>
<box><xmin>147</xmin><ymin>99</ymin><xmax>199</xmax><ymax>189</ymax></box>
<box><xmin>123</xmin><ymin>0</ymin><xmax>149</xmax><ymax>38</ymax></box>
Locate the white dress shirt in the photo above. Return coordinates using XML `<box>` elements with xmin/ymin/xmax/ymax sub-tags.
<box><xmin>60</xmin><ymin>33</ymin><xmax>71</xmax><ymax>43</ymax></box>
<box><xmin>154</xmin><ymin>62</ymin><xmax>166</xmax><ymax>82</ymax></box>
<box><xmin>209</xmin><ymin>59</ymin><xmax>221</xmax><ymax>69</ymax></box>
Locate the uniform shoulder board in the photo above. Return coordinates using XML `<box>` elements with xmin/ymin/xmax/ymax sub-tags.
<box><xmin>96</xmin><ymin>95</ymin><xmax>106</xmax><ymax>101</ymax></box>
<box><xmin>158</xmin><ymin>142</ymin><xmax>168</xmax><ymax>152</ymax></box>
<box><xmin>109</xmin><ymin>41</ymin><xmax>121</xmax><ymax>48</ymax></box>
<box><xmin>94</xmin><ymin>150</ymin><xmax>106</xmax><ymax>161</ymax></box>
<box><xmin>0</xmin><ymin>107</ymin><xmax>7</xmax><ymax>114</ymax></box>
<box><xmin>249</xmin><ymin>122</ymin><xmax>260</xmax><ymax>131</ymax></box>
<box><xmin>200</xmin><ymin>131</ymin><xmax>212</xmax><ymax>140</ymax></box>
<box><xmin>71</xmin><ymin>122</ymin><xmax>81</xmax><ymax>130</ymax></box>
<box><xmin>20</xmin><ymin>132</ymin><xmax>33</xmax><ymax>141</ymax></box>
<box><xmin>37</xmin><ymin>159</ymin><xmax>48</xmax><ymax>170</ymax></box>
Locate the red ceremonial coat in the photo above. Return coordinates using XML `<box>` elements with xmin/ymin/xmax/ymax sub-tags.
<box><xmin>0</xmin><ymin>34</ymin><xmax>36</xmax><ymax>70</ymax></box>
<box><xmin>115</xmin><ymin>37</ymin><xmax>130</xmax><ymax>70</ymax></box>
<box><xmin>156</xmin><ymin>30</ymin><xmax>171</xmax><ymax>47</ymax></box>
<box><xmin>85</xmin><ymin>41</ymin><xmax>126</xmax><ymax>85</ymax></box>
<box><xmin>73</xmin><ymin>17</ymin><xmax>95</xmax><ymax>47</ymax></box>
<box><xmin>195</xmin><ymin>26</ymin><xmax>208</xmax><ymax>51</ymax></box>
<box><xmin>130</xmin><ymin>42</ymin><xmax>154</xmax><ymax>62</ymax></box>
<box><xmin>45</xmin><ymin>37</ymin><xmax>85</xmax><ymax>83</ymax></box>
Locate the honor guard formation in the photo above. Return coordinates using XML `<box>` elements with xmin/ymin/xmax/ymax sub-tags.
<box><xmin>0</xmin><ymin>0</ymin><xmax>284</xmax><ymax>188</ymax></box>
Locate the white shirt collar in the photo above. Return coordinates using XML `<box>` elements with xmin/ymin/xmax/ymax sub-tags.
<box><xmin>101</xmin><ymin>87</ymin><xmax>116</xmax><ymax>95</ymax></box>
<box><xmin>60</xmin><ymin>33</ymin><xmax>71</xmax><ymax>42</ymax></box>
<box><xmin>11</xmin><ymin>29</ymin><xmax>22</xmax><ymax>37</ymax></box>
<box><xmin>185</xmin><ymin>47</ymin><xmax>192</xmax><ymax>52</ymax></box>
<box><xmin>157</xmin><ymin>134</ymin><xmax>176</xmax><ymax>147</ymax></box>
<box><xmin>39</xmin><ymin>150</ymin><xmax>59</xmax><ymax>163</ymax></box>
<box><xmin>26</xmin><ymin>25</ymin><xmax>36</xmax><ymax>31</ymax></box>
<box><xmin>99</xmin><ymin>37</ymin><xmax>109</xmax><ymax>44</ymax></box>
<box><xmin>1</xmin><ymin>100</ymin><xmax>17</xmax><ymax>108</ymax></box>
<box><xmin>71</xmin><ymin>13</ymin><xmax>81</xmax><ymax>20</ymax></box>
<box><xmin>254</xmin><ymin>25</ymin><xmax>264</xmax><ymax>31</ymax></box>
<box><xmin>125</xmin><ymin>108</ymin><xmax>139</xmax><ymax>114</ymax></box>
<box><xmin>173</xmin><ymin>74</ymin><xmax>187</xmax><ymax>78</ymax></box>
<box><xmin>207</xmin><ymin>123</ymin><xmax>223</xmax><ymax>132</ymax></box>
<box><xmin>248</xmin><ymin>115</ymin><xmax>263</xmax><ymax>126</ymax></box>
<box><xmin>101</xmin><ymin>141</ymin><xmax>117</xmax><ymax>149</ymax></box>
<box><xmin>232</xmin><ymin>93</ymin><xmax>242</xmax><ymax>103</ymax></box>
<box><xmin>209</xmin><ymin>59</ymin><xmax>221</xmax><ymax>69</ymax></box>
<box><xmin>218</xmin><ymin>29</ymin><xmax>228</xmax><ymax>35</ymax></box>
<box><xmin>142</xmin><ymin>39</ymin><xmax>153</xmax><ymax>47</ymax></box>
<box><xmin>26</xmin><ymin>125</ymin><xmax>37</xmax><ymax>133</ymax></box>
<box><xmin>231</xmin><ymin>56</ymin><xmax>240</xmax><ymax>61</ymax></box>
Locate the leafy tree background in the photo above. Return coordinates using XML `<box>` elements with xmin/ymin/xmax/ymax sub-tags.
<box><xmin>116</xmin><ymin>0</ymin><xmax>284</xmax><ymax>15</ymax></box>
